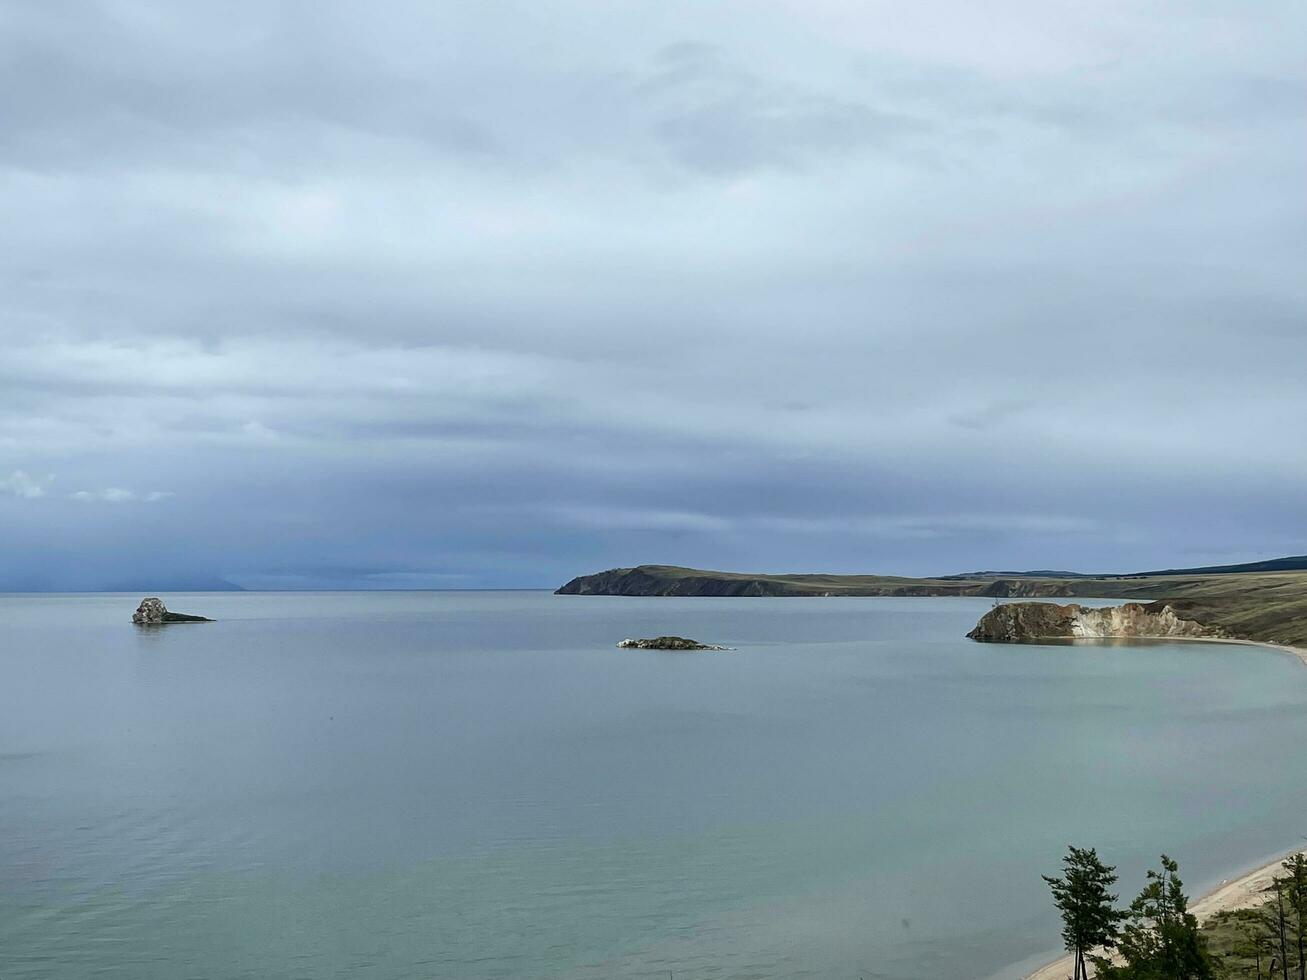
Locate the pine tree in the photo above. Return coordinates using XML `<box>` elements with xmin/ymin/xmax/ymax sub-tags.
<box><xmin>1260</xmin><ymin>876</ymin><xmax>1292</xmax><ymax>980</ymax></box>
<box><xmin>1281</xmin><ymin>854</ymin><xmax>1307</xmax><ymax>980</ymax></box>
<box><xmin>1103</xmin><ymin>854</ymin><xmax>1213</xmax><ymax>980</ymax></box>
<box><xmin>1044</xmin><ymin>845</ymin><xmax>1126</xmax><ymax>980</ymax></box>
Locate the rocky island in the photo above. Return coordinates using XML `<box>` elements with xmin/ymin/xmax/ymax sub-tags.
<box><xmin>132</xmin><ymin>597</ymin><xmax>213</xmax><ymax>625</ymax></box>
<box><xmin>616</xmin><ymin>636</ymin><xmax>728</xmax><ymax>651</ymax></box>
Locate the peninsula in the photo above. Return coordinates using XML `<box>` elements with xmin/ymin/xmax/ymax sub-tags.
<box><xmin>556</xmin><ymin>558</ymin><xmax>1307</xmax><ymax>650</ymax></box>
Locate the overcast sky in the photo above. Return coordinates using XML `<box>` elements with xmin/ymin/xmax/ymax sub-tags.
<box><xmin>1</xmin><ymin>0</ymin><xmax>1304</xmax><ymax>590</ymax></box>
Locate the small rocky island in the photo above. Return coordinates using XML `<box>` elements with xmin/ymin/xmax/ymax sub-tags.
<box><xmin>132</xmin><ymin>597</ymin><xmax>213</xmax><ymax>625</ymax></box>
<box><xmin>967</xmin><ymin>601</ymin><xmax>1221</xmax><ymax>643</ymax></box>
<box><xmin>616</xmin><ymin>636</ymin><xmax>729</xmax><ymax>651</ymax></box>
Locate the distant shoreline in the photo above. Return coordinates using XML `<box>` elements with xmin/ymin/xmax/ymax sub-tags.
<box><xmin>1022</xmin><ymin>845</ymin><xmax>1307</xmax><ymax>979</ymax></box>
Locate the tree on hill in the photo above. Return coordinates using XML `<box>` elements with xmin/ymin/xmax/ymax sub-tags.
<box><xmin>1257</xmin><ymin>875</ymin><xmax>1291</xmax><ymax>980</ymax></box>
<box><xmin>1044</xmin><ymin>845</ymin><xmax>1126</xmax><ymax>980</ymax></box>
<box><xmin>1281</xmin><ymin>854</ymin><xmax>1307</xmax><ymax>980</ymax></box>
<box><xmin>1098</xmin><ymin>854</ymin><xmax>1213</xmax><ymax>980</ymax></box>
<box><xmin>1233</xmin><ymin>914</ymin><xmax>1275</xmax><ymax>980</ymax></box>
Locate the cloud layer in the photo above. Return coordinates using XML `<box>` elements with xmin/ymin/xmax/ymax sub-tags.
<box><xmin>1</xmin><ymin>1</ymin><xmax>1304</xmax><ymax>589</ymax></box>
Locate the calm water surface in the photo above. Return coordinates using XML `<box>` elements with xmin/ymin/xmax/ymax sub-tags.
<box><xmin>3</xmin><ymin>591</ymin><xmax>1307</xmax><ymax>980</ymax></box>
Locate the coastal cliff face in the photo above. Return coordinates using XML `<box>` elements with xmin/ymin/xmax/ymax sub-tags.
<box><xmin>967</xmin><ymin>601</ymin><xmax>1222</xmax><ymax>643</ymax></box>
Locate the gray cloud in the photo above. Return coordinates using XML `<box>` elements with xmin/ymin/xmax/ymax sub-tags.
<box><xmin>949</xmin><ymin>400</ymin><xmax>1032</xmax><ymax>432</ymax></box>
<box><xmin>69</xmin><ymin>488</ymin><xmax>173</xmax><ymax>503</ymax></box>
<box><xmin>0</xmin><ymin>470</ymin><xmax>51</xmax><ymax>499</ymax></box>
<box><xmin>0</xmin><ymin>0</ymin><xmax>1304</xmax><ymax>589</ymax></box>
<box><xmin>640</xmin><ymin>42</ymin><xmax>925</xmax><ymax>175</ymax></box>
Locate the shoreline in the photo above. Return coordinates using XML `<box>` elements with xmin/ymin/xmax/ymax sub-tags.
<box><xmin>1170</xmin><ymin>634</ymin><xmax>1307</xmax><ymax>667</ymax></box>
<box><xmin>995</xmin><ymin>627</ymin><xmax>1307</xmax><ymax>669</ymax></box>
<box><xmin>1054</xmin><ymin>631</ymin><xmax>1307</xmax><ymax>668</ymax></box>
<box><xmin>1022</xmin><ymin>846</ymin><xmax>1307</xmax><ymax>980</ymax></box>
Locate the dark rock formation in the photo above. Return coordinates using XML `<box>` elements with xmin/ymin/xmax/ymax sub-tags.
<box><xmin>132</xmin><ymin>597</ymin><xmax>212</xmax><ymax>625</ymax></box>
<box><xmin>562</xmin><ymin>567</ymin><xmax>807</xmax><ymax>597</ymax></box>
<box><xmin>616</xmin><ymin>636</ymin><xmax>728</xmax><ymax>650</ymax></box>
<box><xmin>966</xmin><ymin>602</ymin><xmax>1079</xmax><ymax>641</ymax></box>
<box><xmin>967</xmin><ymin>601</ymin><xmax>1220</xmax><ymax>643</ymax></box>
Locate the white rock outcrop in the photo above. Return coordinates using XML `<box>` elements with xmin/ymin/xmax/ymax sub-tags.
<box><xmin>967</xmin><ymin>601</ymin><xmax>1220</xmax><ymax>643</ymax></box>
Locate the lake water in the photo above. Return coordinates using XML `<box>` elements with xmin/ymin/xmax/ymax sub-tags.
<box><xmin>4</xmin><ymin>591</ymin><xmax>1307</xmax><ymax>980</ymax></box>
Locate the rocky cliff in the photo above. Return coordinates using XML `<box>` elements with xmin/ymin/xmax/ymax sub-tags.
<box><xmin>966</xmin><ymin>601</ymin><xmax>1221</xmax><ymax>643</ymax></box>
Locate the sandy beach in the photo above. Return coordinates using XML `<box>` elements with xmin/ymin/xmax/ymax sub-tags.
<box><xmin>1174</xmin><ymin>635</ymin><xmax>1307</xmax><ymax>668</ymax></box>
<box><xmin>1024</xmin><ymin>847</ymin><xmax>1307</xmax><ymax>980</ymax></box>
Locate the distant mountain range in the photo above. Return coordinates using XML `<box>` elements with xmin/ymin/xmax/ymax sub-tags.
<box><xmin>559</xmin><ymin>555</ymin><xmax>1307</xmax><ymax>597</ymax></box>
<box><xmin>1134</xmin><ymin>555</ymin><xmax>1307</xmax><ymax>576</ymax></box>
<box><xmin>942</xmin><ymin>555</ymin><xmax>1307</xmax><ymax>579</ymax></box>
<box><xmin>940</xmin><ymin>569</ymin><xmax>1099</xmax><ymax>580</ymax></box>
<box><xmin>96</xmin><ymin>577</ymin><xmax>247</xmax><ymax>593</ymax></box>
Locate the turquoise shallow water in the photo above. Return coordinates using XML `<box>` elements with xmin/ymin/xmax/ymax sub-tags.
<box><xmin>3</xmin><ymin>591</ymin><xmax>1307</xmax><ymax>980</ymax></box>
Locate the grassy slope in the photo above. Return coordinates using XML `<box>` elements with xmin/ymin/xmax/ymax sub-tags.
<box><xmin>1066</xmin><ymin>572</ymin><xmax>1307</xmax><ymax>647</ymax></box>
<box><xmin>1203</xmin><ymin>904</ymin><xmax>1296</xmax><ymax>978</ymax></box>
<box><xmin>619</xmin><ymin>564</ymin><xmax>971</xmax><ymax>592</ymax></box>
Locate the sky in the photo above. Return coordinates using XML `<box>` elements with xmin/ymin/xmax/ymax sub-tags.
<box><xmin>1</xmin><ymin>0</ymin><xmax>1304</xmax><ymax>590</ymax></box>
